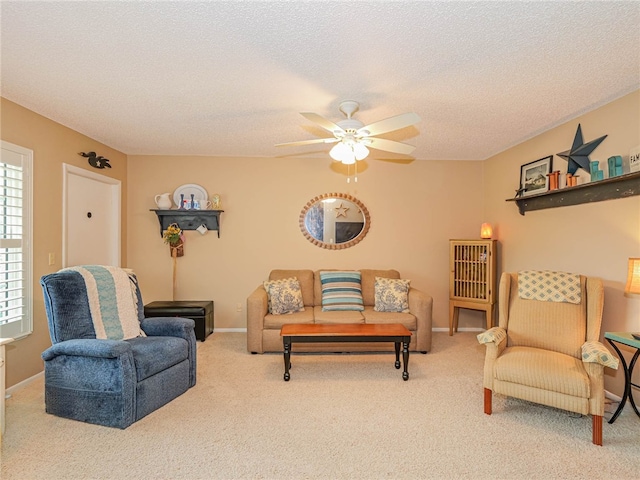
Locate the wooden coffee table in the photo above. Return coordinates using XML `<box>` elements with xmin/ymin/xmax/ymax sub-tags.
<box><xmin>280</xmin><ymin>323</ymin><xmax>412</xmax><ymax>381</ymax></box>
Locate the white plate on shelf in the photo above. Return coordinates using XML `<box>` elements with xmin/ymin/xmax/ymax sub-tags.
<box><xmin>173</xmin><ymin>184</ymin><xmax>208</xmax><ymax>208</ymax></box>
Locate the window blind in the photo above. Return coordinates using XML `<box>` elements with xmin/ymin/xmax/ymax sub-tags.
<box><xmin>0</xmin><ymin>142</ymin><xmax>32</xmax><ymax>339</ymax></box>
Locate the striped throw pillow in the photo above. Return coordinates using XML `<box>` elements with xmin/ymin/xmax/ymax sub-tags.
<box><xmin>320</xmin><ymin>271</ymin><xmax>364</xmax><ymax>311</ymax></box>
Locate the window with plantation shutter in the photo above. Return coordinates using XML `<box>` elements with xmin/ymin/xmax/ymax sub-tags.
<box><xmin>0</xmin><ymin>142</ymin><xmax>32</xmax><ymax>339</ymax></box>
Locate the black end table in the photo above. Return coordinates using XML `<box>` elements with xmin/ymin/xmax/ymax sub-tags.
<box><xmin>604</xmin><ymin>332</ymin><xmax>640</xmax><ymax>424</ymax></box>
<box><xmin>144</xmin><ymin>301</ymin><xmax>214</xmax><ymax>342</ymax></box>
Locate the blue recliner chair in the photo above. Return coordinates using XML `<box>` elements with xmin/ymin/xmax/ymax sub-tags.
<box><xmin>40</xmin><ymin>266</ymin><xmax>196</xmax><ymax>428</ymax></box>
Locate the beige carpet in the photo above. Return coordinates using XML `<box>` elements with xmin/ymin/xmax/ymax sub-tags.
<box><xmin>2</xmin><ymin>332</ymin><xmax>638</xmax><ymax>480</ymax></box>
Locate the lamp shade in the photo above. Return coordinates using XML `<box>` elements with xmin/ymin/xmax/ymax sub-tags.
<box><xmin>353</xmin><ymin>142</ymin><xmax>369</xmax><ymax>161</ymax></box>
<box><xmin>625</xmin><ymin>257</ymin><xmax>640</xmax><ymax>297</ymax></box>
<box><xmin>329</xmin><ymin>142</ymin><xmax>354</xmax><ymax>164</ymax></box>
<box><xmin>480</xmin><ymin>223</ymin><xmax>493</xmax><ymax>239</ymax></box>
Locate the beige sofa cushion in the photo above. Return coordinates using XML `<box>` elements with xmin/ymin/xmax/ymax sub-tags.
<box><xmin>264</xmin><ymin>307</ymin><xmax>315</xmax><ymax>328</ymax></box>
<box><xmin>313</xmin><ymin>306</ymin><xmax>365</xmax><ymax>324</ymax></box>
<box><xmin>269</xmin><ymin>269</ymin><xmax>314</xmax><ymax>307</ymax></box>
<box><xmin>362</xmin><ymin>307</ymin><xmax>416</xmax><ymax>330</ymax></box>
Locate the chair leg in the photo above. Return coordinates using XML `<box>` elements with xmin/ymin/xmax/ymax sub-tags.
<box><xmin>484</xmin><ymin>388</ymin><xmax>492</xmax><ymax>415</ymax></box>
<box><xmin>592</xmin><ymin>415</ymin><xmax>602</xmax><ymax>446</ymax></box>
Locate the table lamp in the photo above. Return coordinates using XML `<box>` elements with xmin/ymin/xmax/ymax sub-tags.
<box><xmin>625</xmin><ymin>257</ymin><xmax>640</xmax><ymax>340</ymax></box>
<box><xmin>480</xmin><ymin>223</ymin><xmax>493</xmax><ymax>239</ymax></box>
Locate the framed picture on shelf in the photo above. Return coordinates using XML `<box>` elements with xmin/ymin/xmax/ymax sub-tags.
<box><xmin>520</xmin><ymin>155</ymin><xmax>553</xmax><ymax>197</ymax></box>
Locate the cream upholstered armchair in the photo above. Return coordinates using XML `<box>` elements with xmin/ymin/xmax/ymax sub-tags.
<box><xmin>478</xmin><ymin>271</ymin><xmax>619</xmax><ymax>446</ymax></box>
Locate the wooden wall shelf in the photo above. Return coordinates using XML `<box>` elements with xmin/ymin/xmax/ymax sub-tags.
<box><xmin>506</xmin><ymin>171</ymin><xmax>640</xmax><ymax>215</ymax></box>
<box><xmin>151</xmin><ymin>209</ymin><xmax>224</xmax><ymax>237</ymax></box>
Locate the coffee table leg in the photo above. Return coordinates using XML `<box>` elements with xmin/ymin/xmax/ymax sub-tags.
<box><xmin>394</xmin><ymin>341</ymin><xmax>401</xmax><ymax>369</ymax></box>
<box><xmin>283</xmin><ymin>337</ymin><xmax>291</xmax><ymax>381</ymax></box>
<box><xmin>402</xmin><ymin>338</ymin><xmax>410</xmax><ymax>381</ymax></box>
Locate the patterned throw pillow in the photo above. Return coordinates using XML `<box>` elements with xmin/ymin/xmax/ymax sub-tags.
<box><xmin>263</xmin><ymin>277</ymin><xmax>305</xmax><ymax>315</ymax></box>
<box><xmin>374</xmin><ymin>277</ymin><xmax>410</xmax><ymax>313</ymax></box>
<box><xmin>320</xmin><ymin>271</ymin><xmax>364</xmax><ymax>311</ymax></box>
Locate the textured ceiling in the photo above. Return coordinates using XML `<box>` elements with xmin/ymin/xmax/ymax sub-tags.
<box><xmin>1</xmin><ymin>1</ymin><xmax>639</xmax><ymax>161</ymax></box>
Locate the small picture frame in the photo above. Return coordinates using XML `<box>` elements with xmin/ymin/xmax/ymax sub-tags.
<box><xmin>520</xmin><ymin>155</ymin><xmax>553</xmax><ymax>197</ymax></box>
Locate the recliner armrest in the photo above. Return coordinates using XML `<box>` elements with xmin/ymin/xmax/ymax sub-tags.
<box><xmin>140</xmin><ymin>316</ymin><xmax>195</xmax><ymax>340</ymax></box>
<box><xmin>582</xmin><ymin>341</ymin><xmax>619</xmax><ymax>369</ymax></box>
<box><xmin>42</xmin><ymin>338</ymin><xmax>131</xmax><ymax>361</ymax></box>
<box><xmin>140</xmin><ymin>317</ymin><xmax>197</xmax><ymax>387</ymax></box>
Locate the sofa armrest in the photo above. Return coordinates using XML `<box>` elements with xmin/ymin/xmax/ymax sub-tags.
<box><xmin>247</xmin><ymin>285</ymin><xmax>269</xmax><ymax>353</ymax></box>
<box><xmin>408</xmin><ymin>287</ymin><xmax>433</xmax><ymax>352</ymax></box>
<box><xmin>42</xmin><ymin>338</ymin><xmax>131</xmax><ymax>361</ymax></box>
<box><xmin>582</xmin><ymin>341</ymin><xmax>619</xmax><ymax>369</ymax></box>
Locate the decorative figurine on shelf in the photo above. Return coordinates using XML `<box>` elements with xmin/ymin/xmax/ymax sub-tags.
<box><xmin>547</xmin><ymin>170</ymin><xmax>560</xmax><ymax>190</ymax></box>
<box><xmin>557</xmin><ymin>124</ymin><xmax>607</xmax><ymax>175</ymax></box>
<box><xmin>79</xmin><ymin>151</ymin><xmax>111</xmax><ymax>169</ymax></box>
<box><xmin>211</xmin><ymin>194</ymin><xmax>221</xmax><ymax>210</ymax></box>
<box><xmin>566</xmin><ymin>173</ymin><xmax>579</xmax><ymax>187</ymax></box>
<box><xmin>590</xmin><ymin>161</ymin><xmax>604</xmax><ymax>182</ymax></box>
<box><xmin>608</xmin><ymin>156</ymin><xmax>623</xmax><ymax>177</ymax></box>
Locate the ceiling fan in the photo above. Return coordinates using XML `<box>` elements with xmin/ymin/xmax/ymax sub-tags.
<box><xmin>275</xmin><ymin>100</ymin><xmax>421</xmax><ymax>165</ymax></box>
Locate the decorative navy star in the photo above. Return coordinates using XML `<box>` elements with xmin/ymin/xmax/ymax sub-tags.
<box><xmin>556</xmin><ymin>124</ymin><xmax>607</xmax><ymax>175</ymax></box>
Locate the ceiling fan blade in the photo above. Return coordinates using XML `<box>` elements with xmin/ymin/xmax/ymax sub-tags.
<box><xmin>300</xmin><ymin>112</ymin><xmax>344</xmax><ymax>134</ymax></box>
<box><xmin>358</xmin><ymin>112</ymin><xmax>421</xmax><ymax>136</ymax></box>
<box><xmin>366</xmin><ymin>137</ymin><xmax>416</xmax><ymax>155</ymax></box>
<box><xmin>275</xmin><ymin>137</ymin><xmax>339</xmax><ymax>147</ymax></box>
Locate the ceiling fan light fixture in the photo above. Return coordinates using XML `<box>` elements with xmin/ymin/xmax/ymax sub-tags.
<box><xmin>278</xmin><ymin>100</ymin><xmax>421</xmax><ymax>171</ymax></box>
<box><xmin>330</xmin><ymin>142</ymin><xmax>354</xmax><ymax>163</ymax></box>
<box><xmin>353</xmin><ymin>142</ymin><xmax>369</xmax><ymax>161</ymax></box>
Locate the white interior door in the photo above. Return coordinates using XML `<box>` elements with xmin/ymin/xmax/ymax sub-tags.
<box><xmin>63</xmin><ymin>164</ymin><xmax>121</xmax><ymax>267</ymax></box>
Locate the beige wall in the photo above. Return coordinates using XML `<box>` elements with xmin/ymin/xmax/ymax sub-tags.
<box><xmin>0</xmin><ymin>98</ymin><xmax>128</xmax><ymax>387</ymax></box>
<box><xmin>127</xmin><ymin>155</ymin><xmax>484</xmax><ymax>330</ymax></box>
<box><xmin>483</xmin><ymin>90</ymin><xmax>640</xmax><ymax>394</ymax></box>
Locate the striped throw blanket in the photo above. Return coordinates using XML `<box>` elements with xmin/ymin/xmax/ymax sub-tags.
<box><xmin>63</xmin><ymin>265</ymin><xmax>145</xmax><ymax>340</ymax></box>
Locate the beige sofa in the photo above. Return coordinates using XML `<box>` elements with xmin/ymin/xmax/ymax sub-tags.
<box><xmin>246</xmin><ymin>269</ymin><xmax>433</xmax><ymax>354</ymax></box>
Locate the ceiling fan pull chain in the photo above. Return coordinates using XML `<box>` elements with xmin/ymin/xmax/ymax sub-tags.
<box><xmin>354</xmin><ymin>160</ymin><xmax>358</xmax><ymax>183</ymax></box>
<box><xmin>347</xmin><ymin>163</ymin><xmax>351</xmax><ymax>183</ymax></box>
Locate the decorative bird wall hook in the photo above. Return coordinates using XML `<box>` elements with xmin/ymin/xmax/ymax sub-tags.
<box><xmin>79</xmin><ymin>151</ymin><xmax>111</xmax><ymax>169</ymax></box>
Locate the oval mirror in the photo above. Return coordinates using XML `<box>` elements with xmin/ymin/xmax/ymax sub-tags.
<box><xmin>299</xmin><ymin>193</ymin><xmax>371</xmax><ymax>249</ymax></box>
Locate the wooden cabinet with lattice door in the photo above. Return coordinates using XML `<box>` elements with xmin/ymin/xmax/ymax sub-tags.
<box><xmin>449</xmin><ymin>239</ymin><xmax>497</xmax><ymax>335</ymax></box>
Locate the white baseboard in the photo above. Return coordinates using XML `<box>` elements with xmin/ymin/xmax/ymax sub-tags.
<box><xmin>432</xmin><ymin>327</ymin><xmax>484</xmax><ymax>332</ymax></box>
<box><xmin>605</xmin><ymin>389</ymin><xmax>622</xmax><ymax>402</ymax></box>
<box><xmin>215</xmin><ymin>328</ymin><xmax>247</xmax><ymax>333</ymax></box>
<box><xmin>6</xmin><ymin>371</ymin><xmax>43</xmax><ymax>397</ymax></box>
